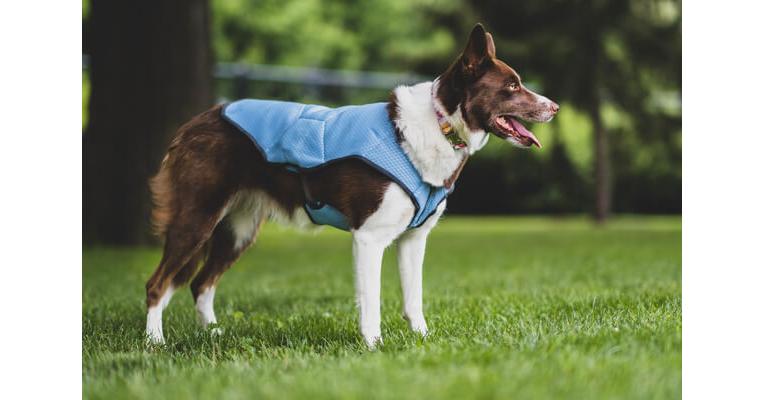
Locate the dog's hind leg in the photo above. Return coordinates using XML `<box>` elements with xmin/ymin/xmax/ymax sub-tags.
<box><xmin>145</xmin><ymin>207</ymin><xmax>223</xmax><ymax>344</ymax></box>
<box><xmin>143</xmin><ymin>249</ymin><xmax>205</xmax><ymax>342</ymax></box>
<box><xmin>191</xmin><ymin>193</ymin><xmax>265</xmax><ymax>329</ymax></box>
<box><xmin>171</xmin><ymin>250</ymin><xmax>205</xmax><ymax>288</ymax></box>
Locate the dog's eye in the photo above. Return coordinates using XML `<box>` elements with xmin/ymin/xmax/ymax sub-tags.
<box><xmin>508</xmin><ymin>82</ymin><xmax>519</xmax><ymax>91</ymax></box>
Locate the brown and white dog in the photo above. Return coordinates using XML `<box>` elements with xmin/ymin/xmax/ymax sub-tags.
<box><xmin>145</xmin><ymin>24</ymin><xmax>558</xmax><ymax>348</ymax></box>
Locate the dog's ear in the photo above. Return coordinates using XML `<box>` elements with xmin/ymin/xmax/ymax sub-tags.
<box><xmin>485</xmin><ymin>32</ymin><xmax>496</xmax><ymax>58</ymax></box>
<box><xmin>461</xmin><ymin>24</ymin><xmax>495</xmax><ymax>78</ymax></box>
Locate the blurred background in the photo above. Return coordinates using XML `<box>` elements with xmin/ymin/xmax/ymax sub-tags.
<box><xmin>82</xmin><ymin>0</ymin><xmax>681</xmax><ymax>245</ymax></box>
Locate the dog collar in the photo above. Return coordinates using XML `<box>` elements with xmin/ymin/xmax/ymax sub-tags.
<box><xmin>431</xmin><ymin>81</ymin><xmax>468</xmax><ymax>150</ymax></box>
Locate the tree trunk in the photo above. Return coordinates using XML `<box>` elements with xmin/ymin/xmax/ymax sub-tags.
<box><xmin>84</xmin><ymin>0</ymin><xmax>212</xmax><ymax>245</ymax></box>
<box><xmin>590</xmin><ymin>99</ymin><xmax>611</xmax><ymax>224</ymax></box>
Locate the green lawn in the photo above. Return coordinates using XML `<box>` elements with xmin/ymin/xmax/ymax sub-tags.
<box><xmin>83</xmin><ymin>216</ymin><xmax>681</xmax><ymax>399</ymax></box>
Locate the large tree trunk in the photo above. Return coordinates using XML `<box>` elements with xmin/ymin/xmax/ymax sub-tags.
<box><xmin>590</xmin><ymin>99</ymin><xmax>611</xmax><ymax>223</ymax></box>
<box><xmin>84</xmin><ymin>0</ymin><xmax>213</xmax><ymax>245</ymax></box>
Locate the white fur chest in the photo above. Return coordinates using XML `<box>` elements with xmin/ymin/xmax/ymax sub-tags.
<box><xmin>391</xmin><ymin>82</ymin><xmax>488</xmax><ymax>186</ymax></box>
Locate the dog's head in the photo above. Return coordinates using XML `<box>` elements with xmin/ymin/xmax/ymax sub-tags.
<box><xmin>437</xmin><ymin>24</ymin><xmax>559</xmax><ymax>148</ymax></box>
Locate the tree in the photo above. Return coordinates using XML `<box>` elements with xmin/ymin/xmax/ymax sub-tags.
<box><xmin>84</xmin><ymin>0</ymin><xmax>213</xmax><ymax>244</ymax></box>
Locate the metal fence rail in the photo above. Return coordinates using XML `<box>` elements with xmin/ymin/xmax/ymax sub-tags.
<box><xmin>215</xmin><ymin>62</ymin><xmax>426</xmax><ymax>89</ymax></box>
<box><xmin>83</xmin><ymin>55</ymin><xmax>427</xmax><ymax>89</ymax></box>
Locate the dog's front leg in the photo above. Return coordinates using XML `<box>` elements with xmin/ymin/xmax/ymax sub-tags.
<box><xmin>352</xmin><ymin>232</ymin><xmax>386</xmax><ymax>349</ymax></box>
<box><xmin>397</xmin><ymin>229</ymin><xmax>430</xmax><ymax>337</ymax></box>
<box><xmin>397</xmin><ymin>202</ymin><xmax>444</xmax><ymax>337</ymax></box>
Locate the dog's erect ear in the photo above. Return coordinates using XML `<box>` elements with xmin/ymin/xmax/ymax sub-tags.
<box><xmin>485</xmin><ymin>32</ymin><xmax>496</xmax><ymax>58</ymax></box>
<box><xmin>461</xmin><ymin>23</ymin><xmax>494</xmax><ymax>77</ymax></box>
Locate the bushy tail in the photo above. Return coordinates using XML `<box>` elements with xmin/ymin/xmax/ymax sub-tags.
<box><xmin>149</xmin><ymin>154</ymin><xmax>174</xmax><ymax>237</ymax></box>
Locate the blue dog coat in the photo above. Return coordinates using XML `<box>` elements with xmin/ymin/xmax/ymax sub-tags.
<box><xmin>222</xmin><ymin>99</ymin><xmax>449</xmax><ymax>231</ymax></box>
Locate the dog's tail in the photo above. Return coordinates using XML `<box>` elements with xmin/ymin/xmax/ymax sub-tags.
<box><xmin>149</xmin><ymin>153</ymin><xmax>174</xmax><ymax>238</ymax></box>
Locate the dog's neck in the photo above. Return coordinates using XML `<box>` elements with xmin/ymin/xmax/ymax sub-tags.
<box><xmin>392</xmin><ymin>80</ymin><xmax>489</xmax><ymax>187</ymax></box>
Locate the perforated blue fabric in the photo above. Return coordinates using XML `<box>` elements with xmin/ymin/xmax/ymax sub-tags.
<box><xmin>222</xmin><ymin>99</ymin><xmax>448</xmax><ymax>230</ymax></box>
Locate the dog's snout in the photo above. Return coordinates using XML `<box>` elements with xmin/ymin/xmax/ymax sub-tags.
<box><xmin>549</xmin><ymin>101</ymin><xmax>560</xmax><ymax>114</ymax></box>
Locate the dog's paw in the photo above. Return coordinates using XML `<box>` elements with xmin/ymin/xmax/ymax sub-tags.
<box><xmin>410</xmin><ymin>322</ymin><xmax>429</xmax><ymax>338</ymax></box>
<box><xmin>196</xmin><ymin>311</ymin><xmax>217</xmax><ymax>328</ymax></box>
<box><xmin>145</xmin><ymin>330</ymin><xmax>165</xmax><ymax>346</ymax></box>
<box><xmin>209</xmin><ymin>326</ymin><xmax>223</xmax><ymax>336</ymax></box>
<box><xmin>404</xmin><ymin>314</ymin><xmax>429</xmax><ymax>337</ymax></box>
<box><xmin>363</xmin><ymin>335</ymin><xmax>383</xmax><ymax>350</ymax></box>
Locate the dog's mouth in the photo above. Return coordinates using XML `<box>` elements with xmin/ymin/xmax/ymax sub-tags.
<box><xmin>493</xmin><ymin>115</ymin><xmax>542</xmax><ymax>148</ymax></box>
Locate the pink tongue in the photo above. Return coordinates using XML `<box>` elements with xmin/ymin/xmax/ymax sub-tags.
<box><xmin>508</xmin><ymin>117</ymin><xmax>542</xmax><ymax>148</ymax></box>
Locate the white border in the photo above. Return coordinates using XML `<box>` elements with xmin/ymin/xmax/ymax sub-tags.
<box><xmin>0</xmin><ymin>1</ymin><xmax>82</xmax><ymax>398</ymax></box>
<box><xmin>683</xmin><ymin>1</ymin><xmax>764</xmax><ymax>399</ymax></box>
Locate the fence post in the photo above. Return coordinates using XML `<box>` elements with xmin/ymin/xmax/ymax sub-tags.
<box><xmin>233</xmin><ymin>71</ymin><xmax>249</xmax><ymax>99</ymax></box>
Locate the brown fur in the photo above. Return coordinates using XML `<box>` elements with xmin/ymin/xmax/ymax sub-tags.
<box><xmin>149</xmin><ymin>158</ymin><xmax>174</xmax><ymax>237</ymax></box>
<box><xmin>387</xmin><ymin>92</ymin><xmax>405</xmax><ymax>143</ymax></box>
<box><xmin>188</xmin><ymin>217</ymin><xmax>263</xmax><ymax>298</ymax></box>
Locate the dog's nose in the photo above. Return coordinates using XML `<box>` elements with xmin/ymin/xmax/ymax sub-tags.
<box><xmin>550</xmin><ymin>102</ymin><xmax>560</xmax><ymax>114</ymax></box>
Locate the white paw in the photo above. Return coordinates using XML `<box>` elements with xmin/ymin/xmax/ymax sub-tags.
<box><xmin>145</xmin><ymin>328</ymin><xmax>165</xmax><ymax>345</ymax></box>
<box><xmin>209</xmin><ymin>326</ymin><xmax>223</xmax><ymax>336</ymax></box>
<box><xmin>146</xmin><ymin>307</ymin><xmax>166</xmax><ymax>345</ymax></box>
<box><xmin>196</xmin><ymin>311</ymin><xmax>217</xmax><ymax>328</ymax></box>
<box><xmin>410</xmin><ymin>321</ymin><xmax>429</xmax><ymax>337</ymax></box>
<box><xmin>363</xmin><ymin>334</ymin><xmax>383</xmax><ymax>350</ymax></box>
<box><xmin>405</xmin><ymin>314</ymin><xmax>429</xmax><ymax>337</ymax></box>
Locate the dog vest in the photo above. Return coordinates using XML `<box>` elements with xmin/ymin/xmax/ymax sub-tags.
<box><xmin>222</xmin><ymin>99</ymin><xmax>449</xmax><ymax>231</ymax></box>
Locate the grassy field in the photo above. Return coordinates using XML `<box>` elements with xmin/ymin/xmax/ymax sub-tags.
<box><xmin>83</xmin><ymin>216</ymin><xmax>681</xmax><ymax>399</ymax></box>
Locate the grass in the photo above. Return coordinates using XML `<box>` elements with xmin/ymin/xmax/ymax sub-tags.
<box><xmin>83</xmin><ymin>216</ymin><xmax>681</xmax><ymax>399</ymax></box>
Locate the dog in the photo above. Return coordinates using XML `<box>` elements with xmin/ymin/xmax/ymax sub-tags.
<box><xmin>145</xmin><ymin>23</ymin><xmax>558</xmax><ymax>348</ymax></box>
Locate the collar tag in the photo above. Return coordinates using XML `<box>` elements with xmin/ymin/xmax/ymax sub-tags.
<box><xmin>442</xmin><ymin>128</ymin><xmax>467</xmax><ymax>149</ymax></box>
<box><xmin>432</xmin><ymin>80</ymin><xmax>467</xmax><ymax>150</ymax></box>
